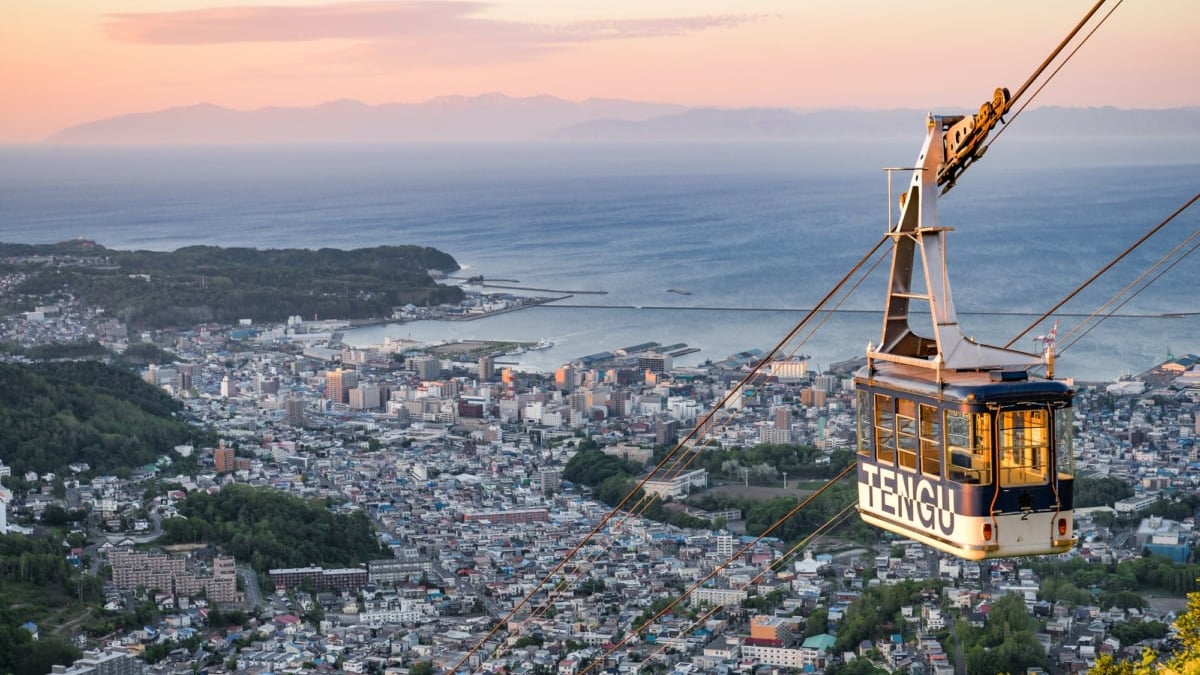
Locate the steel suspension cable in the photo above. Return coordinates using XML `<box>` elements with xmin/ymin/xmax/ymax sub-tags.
<box><xmin>483</xmin><ymin>257</ymin><xmax>889</xmax><ymax>669</ymax></box>
<box><xmin>1008</xmin><ymin>0</ymin><xmax>1108</xmax><ymax>107</ymax></box>
<box><xmin>1058</xmin><ymin>229</ymin><xmax>1200</xmax><ymax>356</ymax></box>
<box><xmin>1059</xmin><ymin>222</ymin><xmax>1200</xmax><ymax>343</ymax></box>
<box><xmin>988</xmin><ymin>0</ymin><xmax>1123</xmax><ymax>148</ymax></box>
<box><xmin>1005</xmin><ymin>190</ymin><xmax>1200</xmax><ymax>349</ymax></box>
<box><xmin>464</xmin><ymin>6</ymin><xmax>1131</xmax><ymax>665</ymax></box>
<box><xmin>544</xmin><ymin>243</ymin><xmax>892</xmax><ymax>662</ymax></box>
<box><xmin>577</xmin><ymin>463</ymin><xmax>857</xmax><ymax>675</ymax></box>
<box><xmin>453</xmin><ymin>237</ymin><xmax>888</xmax><ymax>673</ymax></box>
<box><xmin>625</xmin><ymin>502</ymin><xmax>860</xmax><ymax>669</ymax></box>
<box><xmin>938</xmin><ymin>0</ymin><xmax>1114</xmax><ymax>193</ymax></box>
<box><xmin>472</xmin><ymin>244</ymin><xmax>886</xmax><ymax>666</ymax></box>
<box><xmin>491</xmin><ymin>270</ymin><xmax>881</xmax><ymax>664</ymax></box>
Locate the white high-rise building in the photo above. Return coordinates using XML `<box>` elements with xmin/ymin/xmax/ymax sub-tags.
<box><xmin>0</xmin><ymin>485</ymin><xmax>11</xmax><ymax>534</ymax></box>
<box><xmin>716</xmin><ymin>531</ymin><xmax>735</xmax><ymax>562</ymax></box>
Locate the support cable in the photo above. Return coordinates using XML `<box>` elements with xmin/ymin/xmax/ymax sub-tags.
<box><xmin>452</xmin><ymin>238</ymin><xmax>887</xmax><ymax>673</ymax></box>
<box><xmin>462</xmin><ymin>3</ymin><xmax>1130</xmax><ymax>668</ymax></box>
<box><xmin>478</xmin><ymin>243</ymin><xmax>890</xmax><ymax>668</ymax></box>
<box><xmin>481</xmin><ymin>240</ymin><xmax>888</xmax><ymax>668</ymax></box>
<box><xmin>1058</xmin><ymin>228</ymin><xmax>1200</xmax><ymax>356</ymax></box>
<box><xmin>990</xmin><ymin>0</ymin><xmax>1123</xmax><ymax>146</ymax></box>
<box><xmin>612</xmin><ymin>502</ymin><xmax>860</xmax><ymax>672</ymax></box>
<box><xmin>1006</xmin><ymin>190</ymin><xmax>1200</xmax><ymax>349</ymax></box>
<box><xmin>576</xmin><ymin>463</ymin><xmax>857</xmax><ymax>675</ymax></box>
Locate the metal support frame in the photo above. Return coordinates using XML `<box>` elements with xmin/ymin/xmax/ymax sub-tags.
<box><xmin>867</xmin><ymin>114</ymin><xmax>1041</xmax><ymax>373</ymax></box>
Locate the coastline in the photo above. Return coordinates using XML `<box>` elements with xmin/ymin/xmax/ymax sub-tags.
<box><xmin>337</xmin><ymin>301</ymin><xmax>1195</xmax><ymax>385</ymax></box>
<box><xmin>344</xmin><ymin>295</ymin><xmax>569</xmax><ymax>332</ymax></box>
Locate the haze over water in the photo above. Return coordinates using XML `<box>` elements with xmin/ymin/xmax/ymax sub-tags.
<box><xmin>2</xmin><ymin>138</ymin><xmax>1197</xmax><ymax>382</ymax></box>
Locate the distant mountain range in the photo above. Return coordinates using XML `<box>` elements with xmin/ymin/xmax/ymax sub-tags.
<box><xmin>46</xmin><ymin>94</ymin><xmax>1200</xmax><ymax>144</ymax></box>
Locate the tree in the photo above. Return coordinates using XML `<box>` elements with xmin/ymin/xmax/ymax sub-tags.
<box><xmin>1109</xmin><ymin>620</ymin><xmax>1168</xmax><ymax>647</ymax></box>
<box><xmin>7</xmin><ymin>242</ymin><xmax>464</xmax><ymax>329</ymax></box>
<box><xmin>1074</xmin><ymin>476</ymin><xmax>1135</xmax><ymax>508</ymax></box>
<box><xmin>1079</xmin><ymin>591</ymin><xmax>1200</xmax><ymax>675</ymax></box>
<box><xmin>826</xmin><ymin>658</ymin><xmax>890</xmax><ymax>675</ymax></box>
<box><xmin>158</xmin><ymin>484</ymin><xmax>388</xmax><ymax>571</ymax></box>
<box><xmin>0</xmin><ymin>361</ymin><xmax>194</xmax><ymax>476</ymax></box>
<box><xmin>954</xmin><ymin>593</ymin><xmax>1048</xmax><ymax>675</ymax></box>
<box><xmin>513</xmin><ymin>635</ymin><xmax>544</xmax><ymax>648</ymax></box>
<box><xmin>805</xmin><ymin>606</ymin><xmax>829</xmax><ymax>637</ymax></box>
<box><xmin>562</xmin><ymin>449</ymin><xmax>641</xmax><ymax>489</ymax></box>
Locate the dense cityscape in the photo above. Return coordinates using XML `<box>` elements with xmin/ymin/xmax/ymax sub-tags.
<box><xmin>4</xmin><ymin>3</ymin><xmax>1198</xmax><ymax>675</ymax></box>
<box><xmin>3</xmin><ymin>281</ymin><xmax>1200</xmax><ymax>675</ymax></box>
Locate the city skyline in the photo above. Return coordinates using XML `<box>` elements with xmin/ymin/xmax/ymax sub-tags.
<box><xmin>4</xmin><ymin>0</ymin><xmax>1199</xmax><ymax>143</ymax></box>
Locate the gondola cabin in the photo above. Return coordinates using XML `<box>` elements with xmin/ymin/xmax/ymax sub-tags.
<box><xmin>854</xmin><ymin>97</ymin><xmax>1076</xmax><ymax>559</ymax></box>
<box><xmin>855</xmin><ymin>364</ymin><xmax>1074</xmax><ymax>560</ymax></box>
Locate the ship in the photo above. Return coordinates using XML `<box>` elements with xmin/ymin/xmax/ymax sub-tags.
<box><xmin>527</xmin><ymin>338</ymin><xmax>554</xmax><ymax>351</ymax></box>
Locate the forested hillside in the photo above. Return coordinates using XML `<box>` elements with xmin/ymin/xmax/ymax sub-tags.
<box><xmin>0</xmin><ymin>533</ymin><xmax>106</xmax><ymax>675</ymax></box>
<box><xmin>160</xmin><ymin>485</ymin><xmax>388</xmax><ymax>573</ymax></box>
<box><xmin>0</xmin><ymin>240</ymin><xmax>463</xmax><ymax>329</ymax></box>
<box><xmin>0</xmin><ymin>361</ymin><xmax>194</xmax><ymax>476</ymax></box>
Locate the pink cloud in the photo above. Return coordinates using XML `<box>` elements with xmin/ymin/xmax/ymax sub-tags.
<box><xmin>105</xmin><ymin>1</ymin><xmax>489</xmax><ymax>44</ymax></box>
<box><xmin>104</xmin><ymin>1</ymin><xmax>763</xmax><ymax>51</ymax></box>
<box><xmin>546</xmin><ymin>15</ymin><xmax>759</xmax><ymax>41</ymax></box>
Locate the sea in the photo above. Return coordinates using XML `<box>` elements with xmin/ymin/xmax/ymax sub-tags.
<box><xmin>2</xmin><ymin>136</ymin><xmax>1197</xmax><ymax>383</ymax></box>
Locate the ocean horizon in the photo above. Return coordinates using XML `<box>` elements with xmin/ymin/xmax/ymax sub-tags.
<box><xmin>2</xmin><ymin>139</ymin><xmax>1197</xmax><ymax>382</ymax></box>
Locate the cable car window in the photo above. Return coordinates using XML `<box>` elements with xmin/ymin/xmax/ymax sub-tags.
<box><xmin>973</xmin><ymin>413</ymin><xmax>993</xmax><ymax>485</ymax></box>
<box><xmin>919</xmin><ymin>404</ymin><xmax>942</xmax><ymax>477</ymax></box>
<box><xmin>857</xmin><ymin>390</ymin><xmax>871</xmax><ymax>456</ymax></box>
<box><xmin>945</xmin><ymin>410</ymin><xmax>991</xmax><ymax>485</ymax></box>
<box><xmin>874</xmin><ymin>393</ymin><xmax>895</xmax><ymax>464</ymax></box>
<box><xmin>896</xmin><ymin>398</ymin><xmax>918</xmax><ymax>471</ymax></box>
<box><xmin>1055</xmin><ymin>407</ymin><xmax>1074</xmax><ymax>478</ymax></box>
<box><xmin>999</xmin><ymin>408</ymin><xmax>1050</xmax><ymax>486</ymax></box>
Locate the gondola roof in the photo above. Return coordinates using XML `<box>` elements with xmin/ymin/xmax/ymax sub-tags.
<box><xmin>856</xmin><ymin>361</ymin><xmax>1073</xmax><ymax>404</ymax></box>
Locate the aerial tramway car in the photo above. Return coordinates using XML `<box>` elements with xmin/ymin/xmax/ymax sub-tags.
<box><xmin>854</xmin><ymin>91</ymin><xmax>1076</xmax><ymax>560</ymax></box>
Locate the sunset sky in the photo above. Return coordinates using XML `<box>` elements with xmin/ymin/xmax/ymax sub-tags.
<box><xmin>3</xmin><ymin>0</ymin><xmax>1198</xmax><ymax>143</ymax></box>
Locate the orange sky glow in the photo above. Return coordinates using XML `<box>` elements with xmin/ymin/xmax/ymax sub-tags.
<box><xmin>2</xmin><ymin>0</ymin><xmax>1197</xmax><ymax>143</ymax></box>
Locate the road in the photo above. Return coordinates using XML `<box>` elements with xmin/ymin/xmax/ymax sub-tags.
<box><xmin>237</xmin><ymin>566</ymin><xmax>264</xmax><ymax>610</ymax></box>
<box><xmin>458</xmin><ymin>579</ymin><xmax>505</xmax><ymax>619</ymax></box>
